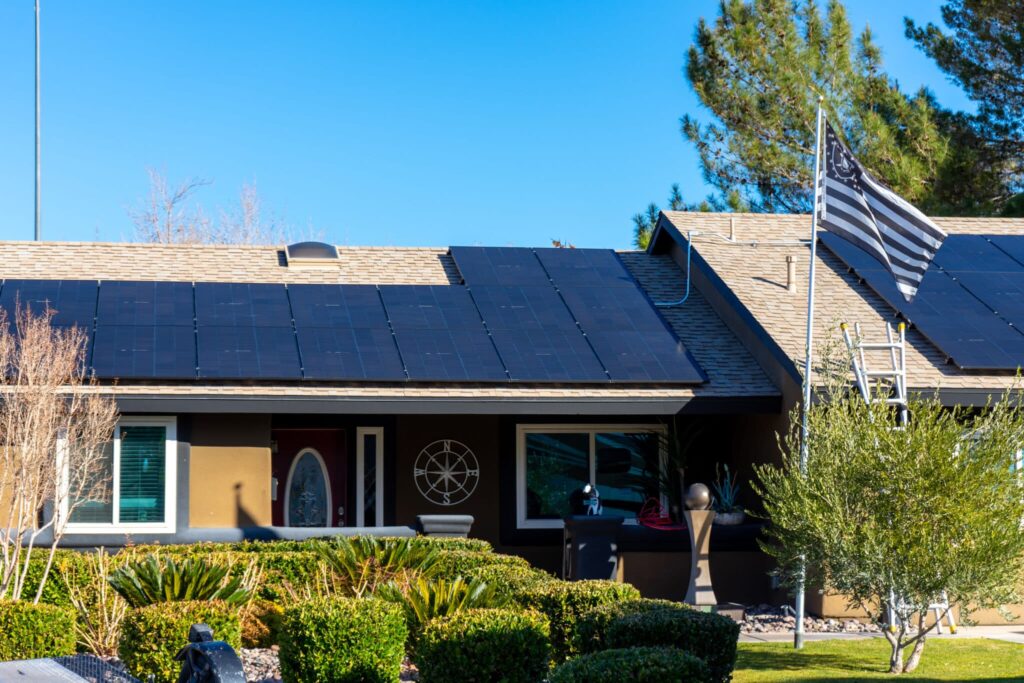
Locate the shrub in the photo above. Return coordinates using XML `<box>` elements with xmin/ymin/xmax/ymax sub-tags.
<box><xmin>377</xmin><ymin>576</ymin><xmax>503</xmax><ymax>648</ymax></box>
<box><xmin>469</xmin><ymin>563</ymin><xmax>555</xmax><ymax>601</ymax></box>
<box><xmin>241</xmin><ymin>599</ymin><xmax>285</xmax><ymax>648</ymax></box>
<box><xmin>573</xmin><ymin>598</ymin><xmax>686</xmax><ymax>654</ymax></box>
<box><xmin>63</xmin><ymin>548</ymin><xmax>129</xmax><ymax>656</ymax></box>
<box><xmin>515</xmin><ymin>579</ymin><xmax>641</xmax><ymax>660</ymax></box>
<box><xmin>0</xmin><ymin>601</ymin><xmax>76</xmax><ymax>660</ymax></box>
<box><xmin>606</xmin><ymin>607</ymin><xmax>739</xmax><ymax>683</ymax></box>
<box><xmin>407</xmin><ymin>536</ymin><xmax>493</xmax><ymax>553</ymax></box>
<box><xmin>19</xmin><ymin>549</ymin><xmax>93</xmax><ymax>608</ymax></box>
<box><xmin>431</xmin><ymin>549</ymin><xmax>531</xmax><ymax>579</ymax></box>
<box><xmin>315</xmin><ymin>536</ymin><xmax>440</xmax><ymax>598</ymax></box>
<box><xmin>416</xmin><ymin>608</ymin><xmax>550</xmax><ymax>683</ymax></box>
<box><xmin>279</xmin><ymin>597</ymin><xmax>407</xmax><ymax>683</ymax></box>
<box><xmin>119</xmin><ymin>600</ymin><xmax>241</xmax><ymax>683</ymax></box>
<box><xmin>108</xmin><ymin>554</ymin><xmax>254</xmax><ymax>607</ymax></box>
<box><xmin>548</xmin><ymin>646</ymin><xmax>711</xmax><ymax>683</ymax></box>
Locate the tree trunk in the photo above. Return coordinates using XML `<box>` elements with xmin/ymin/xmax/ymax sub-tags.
<box><xmin>903</xmin><ymin>635</ymin><xmax>926</xmax><ymax>673</ymax></box>
<box><xmin>884</xmin><ymin>630</ymin><xmax>904</xmax><ymax>674</ymax></box>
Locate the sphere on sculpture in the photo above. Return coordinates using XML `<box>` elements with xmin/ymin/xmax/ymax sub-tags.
<box><xmin>684</xmin><ymin>483</ymin><xmax>712</xmax><ymax>510</ymax></box>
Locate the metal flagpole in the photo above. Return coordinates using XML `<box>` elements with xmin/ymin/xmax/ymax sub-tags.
<box><xmin>794</xmin><ymin>96</ymin><xmax>825</xmax><ymax>650</ymax></box>
<box><xmin>34</xmin><ymin>0</ymin><xmax>41</xmax><ymax>241</ymax></box>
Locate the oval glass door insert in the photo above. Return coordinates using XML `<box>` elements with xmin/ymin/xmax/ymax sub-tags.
<box><xmin>286</xmin><ymin>449</ymin><xmax>330</xmax><ymax>527</ymax></box>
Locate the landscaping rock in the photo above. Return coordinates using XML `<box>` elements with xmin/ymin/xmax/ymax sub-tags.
<box><xmin>739</xmin><ymin>605</ymin><xmax>882</xmax><ymax>634</ymax></box>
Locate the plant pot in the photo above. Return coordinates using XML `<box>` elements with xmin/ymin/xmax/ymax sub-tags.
<box><xmin>713</xmin><ymin>511</ymin><xmax>745</xmax><ymax>526</ymax></box>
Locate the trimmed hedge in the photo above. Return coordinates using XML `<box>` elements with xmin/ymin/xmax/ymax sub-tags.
<box><xmin>430</xmin><ymin>549</ymin><xmax>532</xmax><ymax>580</ymax></box>
<box><xmin>119</xmin><ymin>600</ymin><xmax>241</xmax><ymax>683</ymax></box>
<box><xmin>573</xmin><ymin>598</ymin><xmax>686</xmax><ymax>654</ymax></box>
<box><xmin>606</xmin><ymin>607</ymin><xmax>740</xmax><ymax>683</ymax></box>
<box><xmin>416</xmin><ymin>608</ymin><xmax>550</xmax><ymax>683</ymax></box>
<box><xmin>515</xmin><ymin>579</ymin><xmax>641</xmax><ymax>661</ymax></box>
<box><xmin>130</xmin><ymin>535</ymin><xmax>493</xmax><ymax>556</ymax></box>
<box><xmin>469</xmin><ymin>562</ymin><xmax>555</xmax><ymax>601</ymax></box>
<box><xmin>0</xmin><ymin>601</ymin><xmax>76</xmax><ymax>660</ymax></box>
<box><xmin>549</xmin><ymin>646</ymin><xmax>711</xmax><ymax>683</ymax></box>
<box><xmin>279</xmin><ymin>597</ymin><xmax>407</xmax><ymax>683</ymax></box>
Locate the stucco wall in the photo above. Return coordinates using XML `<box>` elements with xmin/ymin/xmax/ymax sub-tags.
<box><xmin>188</xmin><ymin>413</ymin><xmax>273</xmax><ymax>528</ymax></box>
<box><xmin>394</xmin><ymin>415</ymin><xmax>501</xmax><ymax>545</ymax></box>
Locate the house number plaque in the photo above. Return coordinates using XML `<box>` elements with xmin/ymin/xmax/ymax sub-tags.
<box><xmin>414</xmin><ymin>439</ymin><xmax>479</xmax><ymax>506</ymax></box>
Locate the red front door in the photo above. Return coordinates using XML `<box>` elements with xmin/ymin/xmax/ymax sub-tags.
<box><xmin>271</xmin><ymin>429</ymin><xmax>347</xmax><ymax>527</ymax></box>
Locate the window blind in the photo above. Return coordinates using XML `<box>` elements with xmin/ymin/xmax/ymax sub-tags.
<box><xmin>118</xmin><ymin>425</ymin><xmax>166</xmax><ymax>523</ymax></box>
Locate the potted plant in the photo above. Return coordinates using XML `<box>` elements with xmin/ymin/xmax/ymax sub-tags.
<box><xmin>711</xmin><ymin>464</ymin><xmax>745</xmax><ymax>525</ymax></box>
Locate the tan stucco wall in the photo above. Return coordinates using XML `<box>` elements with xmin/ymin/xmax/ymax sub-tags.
<box><xmin>189</xmin><ymin>414</ymin><xmax>273</xmax><ymax>528</ymax></box>
<box><xmin>808</xmin><ymin>591</ymin><xmax>1024</xmax><ymax>626</ymax></box>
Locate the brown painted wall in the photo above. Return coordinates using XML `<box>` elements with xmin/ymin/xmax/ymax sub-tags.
<box><xmin>189</xmin><ymin>413</ymin><xmax>273</xmax><ymax>528</ymax></box>
<box><xmin>394</xmin><ymin>415</ymin><xmax>502</xmax><ymax>545</ymax></box>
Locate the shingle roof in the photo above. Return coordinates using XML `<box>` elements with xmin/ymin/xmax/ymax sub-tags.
<box><xmin>658</xmin><ymin>212</ymin><xmax>1024</xmax><ymax>399</ymax></box>
<box><xmin>0</xmin><ymin>239</ymin><xmax>779</xmax><ymax>406</ymax></box>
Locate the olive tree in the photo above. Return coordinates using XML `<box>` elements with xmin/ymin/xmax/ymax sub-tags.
<box><xmin>754</xmin><ymin>382</ymin><xmax>1024</xmax><ymax>674</ymax></box>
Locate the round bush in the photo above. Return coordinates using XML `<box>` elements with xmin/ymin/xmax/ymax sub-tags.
<box><xmin>515</xmin><ymin>579</ymin><xmax>641</xmax><ymax>660</ymax></box>
<box><xmin>0</xmin><ymin>601</ymin><xmax>76</xmax><ymax>660</ymax></box>
<box><xmin>468</xmin><ymin>562</ymin><xmax>555</xmax><ymax>601</ymax></box>
<box><xmin>549</xmin><ymin>646</ymin><xmax>711</xmax><ymax>683</ymax></box>
<box><xmin>430</xmin><ymin>549</ymin><xmax>533</xmax><ymax>580</ymax></box>
<box><xmin>573</xmin><ymin>598</ymin><xmax>686</xmax><ymax>654</ymax></box>
<box><xmin>606</xmin><ymin>607</ymin><xmax>740</xmax><ymax>683</ymax></box>
<box><xmin>119</xmin><ymin>600</ymin><xmax>241</xmax><ymax>683</ymax></box>
<box><xmin>279</xmin><ymin>597</ymin><xmax>407</xmax><ymax>683</ymax></box>
<box><xmin>416</xmin><ymin>608</ymin><xmax>550</xmax><ymax>683</ymax></box>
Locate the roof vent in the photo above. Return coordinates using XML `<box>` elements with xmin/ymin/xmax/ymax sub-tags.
<box><xmin>285</xmin><ymin>241</ymin><xmax>339</xmax><ymax>266</ymax></box>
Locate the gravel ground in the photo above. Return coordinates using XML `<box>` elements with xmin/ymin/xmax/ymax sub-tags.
<box><xmin>741</xmin><ymin>604</ymin><xmax>882</xmax><ymax>634</ymax></box>
<box><xmin>241</xmin><ymin>649</ymin><xmax>419</xmax><ymax>683</ymax></box>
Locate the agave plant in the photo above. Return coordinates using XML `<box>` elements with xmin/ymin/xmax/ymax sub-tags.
<box><xmin>377</xmin><ymin>575</ymin><xmax>502</xmax><ymax>645</ymax></box>
<box><xmin>107</xmin><ymin>554</ymin><xmax>253</xmax><ymax>608</ymax></box>
<box><xmin>314</xmin><ymin>536</ymin><xmax>440</xmax><ymax>598</ymax></box>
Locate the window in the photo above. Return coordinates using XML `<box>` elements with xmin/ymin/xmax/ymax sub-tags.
<box><xmin>356</xmin><ymin>427</ymin><xmax>384</xmax><ymax>527</ymax></box>
<box><xmin>516</xmin><ymin>424</ymin><xmax>664</xmax><ymax>529</ymax></box>
<box><xmin>65</xmin><ymin>416</ymin><xmax>177</xmax><ymax>533</ymax></box>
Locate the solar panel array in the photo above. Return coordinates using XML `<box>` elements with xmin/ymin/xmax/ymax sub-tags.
<box><xmin>0</xmin><ymin>247</ymin><xmax>706</xmax><ymax>384</ymax></box>
<box><xmin>820</xmin><ymin>232</ymin><xmax>1024</xmax><ymax>371</ymax></box>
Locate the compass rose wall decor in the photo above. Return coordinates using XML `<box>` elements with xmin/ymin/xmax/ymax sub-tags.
<box><xmin>414</xmin><ymin>439</ymin><xmax>480</xmax><ymax>506</ymax></box>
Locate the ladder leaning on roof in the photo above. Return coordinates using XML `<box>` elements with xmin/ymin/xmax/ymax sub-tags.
<box><xmin>840</xmin><ymin>322</ymin><xmax>957</xmax><ymax>635</ymax></box>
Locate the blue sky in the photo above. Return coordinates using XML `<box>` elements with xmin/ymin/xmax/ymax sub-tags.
<box><xmin>0</xmin><ymin>1</ymin><xmax>969</xmax><ymax>248</ymax></box>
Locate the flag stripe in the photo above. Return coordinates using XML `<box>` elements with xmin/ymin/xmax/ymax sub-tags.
<box><xmin>859</xmin><ymin>172</ymin><xmax>947</xmax><ymax>243</ymax></box>
<box><xmin>827</xmin><ymin>179</ymin><xmax>939</xmax><ymax>255</ymax></box>
<box><xmin>822</xmin><ymin>190</ymin><xmax>930</xmax><ymax>274</ymax></box>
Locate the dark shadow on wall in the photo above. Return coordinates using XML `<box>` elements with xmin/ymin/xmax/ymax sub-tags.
<box><xmin>234</xmin><ymin>483</ymin><xmax>260</xmax><ymax>528</ymax></box>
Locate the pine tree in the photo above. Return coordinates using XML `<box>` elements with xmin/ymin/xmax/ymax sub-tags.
<box><xmin>681</xmin><ymin>0</ymin><xmax>1005</xmax><ymax>214</ymax></box>
<box><xmin>906</xmin><ymin>0</ymin><xmax>1024</xmax><ymax>214</ymax></box>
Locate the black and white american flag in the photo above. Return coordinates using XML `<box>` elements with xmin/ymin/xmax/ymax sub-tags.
<box><xmin>817</xmin><ymin>122</ymin><xmax>946</xmax><ymax>302</ymax></box>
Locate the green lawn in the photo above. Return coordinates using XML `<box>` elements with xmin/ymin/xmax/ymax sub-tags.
<box><xmin>734</xmin><ymin>639</ymin><xmax>1024</xmax><ymax>682</ymax></box>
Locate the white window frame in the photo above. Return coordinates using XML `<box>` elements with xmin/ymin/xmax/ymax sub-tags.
<box><xmin>284</xmin><ymin>447</ymin><xmax>333</xmax><ymax>527</ymax></box>
<box><xmin>515</xmin><ymin>423</ymin><xmax>666</xmax><ymax>530</ymax></box>
<box><xmin>64</xmin><ymin>416</ymin><xmax>178</xmax><ymax>534</ymax></box>
<box><xmin>355</xmin><ymin>427</ymin><xmax>385</xmax><ymax>527</ymax></box>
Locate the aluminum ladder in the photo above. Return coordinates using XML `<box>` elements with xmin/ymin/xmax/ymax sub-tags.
<box><xmin>841</xmin><ymin>322</ymin><xmax>957</xmax><ymax>634</ymax></box>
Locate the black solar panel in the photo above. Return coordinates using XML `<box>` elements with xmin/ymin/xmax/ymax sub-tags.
<box><xmin>450</xmin><ymin>246</ymin><xmax>549</xmax><ymax>286</ymax></box>
<box><xmin>988</xmin><ymin>235</ymin><xmax>1024</xmax><ymax>269</ymax></box>
<box><xmin>821</xmin><ymin>232</ymin><xmax>1024</xmax><ymax>370</ymax></box>
<box><xmin>197</xmin><ymin>325</ymin><xmax>302</xmax><ymax>378</ymax></box>
<box><xmin>558</xmin><ymin>286</ymin><xmax>669</xmax><ymax>332</ymax></box>
<box><xmin>534</xmin><ymin>248</ymin><xmax>635</xmax><ymax>287</ymax></box>
<box><xmin>380</xmin><ymin>285</ymin><xmax>486</xmax><ymax>330</ymax></box>
<box><xmin>469</xmin><ymin>285</ymin><xmax>578</xmax><ymax>331</ymax></box>
<box><xmin>1</xmin><ymin>279</ymin><xmax>98</xmax><ymax>328</ymax></box>
<box><xmin>394</xmin><ymin>328</ymin><xmax>508</xmax><ymax>381</ymax></box>
<box><xmin>587</xmin><ymin>331</ymin><xmax>706</xmax><ymax>382</ymax></box>
<box><xmin>489</xmin><ymin>329</ymin><xmax>608</xmax><ymax>381</ymax></box>
<box><xmin>934</xmin><ymin>235</ymin><xmax>1022</xmax><ymax>272</ymax></box>
<box><xmin>97</xmin><ymin>281</ymin><xmax>194</xmax><ymax>326</ymax></box>
<box><xmin>92</xmin><ymin>325</ymin><xmax>196</xmax><ymax>379</ymax></box>
<box><xmin>195</xmin><ymin>283</ymin><xmax>292</xmax><ymax>327</ymax></box>
<box><xmin>288</xmin><ymin>284</ymin><xmax>387</xmax><ymax>328</ymax></box>
<box><xmin>298</xmin><ymin>326</ymin><xmax>406</xmax><ymax>381</ymax></box>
